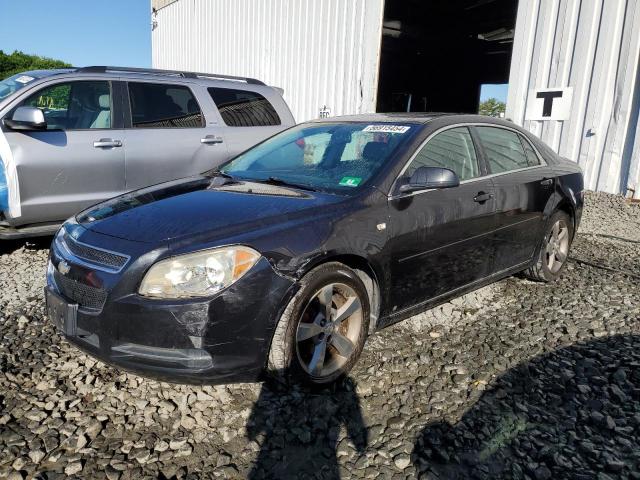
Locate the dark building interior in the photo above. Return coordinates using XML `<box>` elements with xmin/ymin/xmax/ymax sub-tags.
<box><xmin>376</xmin><ymin>0</ymin><xmax>519</xmax><ymax>114</ymax></box>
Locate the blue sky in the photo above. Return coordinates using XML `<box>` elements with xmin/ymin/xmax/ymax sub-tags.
<box><xmin>480</xmin><ymin>84</ymin><xmax>509</xmax><ymax>103</ymax></box>
<box><xmin>0</xmin><ymin>0</ymin><xmax>151</xmax><ymax>67</ymax></box>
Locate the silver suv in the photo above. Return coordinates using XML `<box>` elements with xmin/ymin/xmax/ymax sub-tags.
<box><xmin>0</xmin><ymin>66</ymin><xmax>295</xmax><ymax>239</ymax></box>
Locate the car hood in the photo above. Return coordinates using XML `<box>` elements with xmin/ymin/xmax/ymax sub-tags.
<box><xmin>77</xmin><ymin>176</ymin><xmax>347</xmax><ymax>243</ymax></box>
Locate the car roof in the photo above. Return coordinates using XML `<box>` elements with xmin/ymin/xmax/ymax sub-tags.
<box><xmin>308</xmin><ymin>113</ymin><xmax>450</xmax><ymax>124</ymax></box>
<box><xmin>22</xmin><ymin>66</ymin><xmax>268</xmax><ymax>87</ymax></box>
<box><xmin>307</xmin><ymin>112</ymin><xmax>520</xmax><ymax>127</ymax></box>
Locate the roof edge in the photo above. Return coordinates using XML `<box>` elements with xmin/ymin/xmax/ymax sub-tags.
<box><xmin>151</xmin><ymin>0</ymin><xmax>178</xmax><ymax>12</ymax></box>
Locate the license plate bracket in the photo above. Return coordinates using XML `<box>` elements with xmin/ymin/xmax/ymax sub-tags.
<box><xmin>45</xmin><ymin>288</ymin><xmax>78</xmax><ymax>336</ymax></box>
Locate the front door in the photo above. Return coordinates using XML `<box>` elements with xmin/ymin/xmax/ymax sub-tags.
<box><xmin>474</xmin><ymin>126</ymin><xmax>556</xmax><ymax>272</ymax></box>
<box><xmin>386</xmin><ymin>126</ymin><xmax>496</xmax><ymax>314</ymax></box>
<box><xmin>2</xmin><ymin>80</ymin><xmax>125</xmax><ymax>225</ymax></box>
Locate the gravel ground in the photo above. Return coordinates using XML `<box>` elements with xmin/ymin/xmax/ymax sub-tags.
<box><xmin>1</xmin><ymin>192</ymin><xmax>639</xmax><ymax>479</ymax></box>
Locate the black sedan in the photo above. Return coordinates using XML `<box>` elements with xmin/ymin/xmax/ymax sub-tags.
<box><xmin>45</xmin><ymin>114</ymin><xmax>584</xmax><ymax>386</ymax></box>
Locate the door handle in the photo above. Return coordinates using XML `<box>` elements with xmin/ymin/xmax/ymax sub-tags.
<box><xmin>473</xmin><ymin>192</ymin><xmax>494</xmax><ymax>203</ymax></box>
<box><xmin>201</xmin><ymin>135</ymin><xmax>224</xmax><ymax>144</ymax></box>
<box><xmin>93</xmin><ymin>139</ymin><xmax>122</xmax><ymax>148</ymax></box>
<box><xmin>540</xmin><ymin>178</ymin><xmax>553</xmax><ymax>187</ymax></box>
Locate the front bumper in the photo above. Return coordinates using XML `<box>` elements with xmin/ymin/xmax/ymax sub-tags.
<box><xmin>47</xmin><ymin>231</ymin><xmax>295</xmax><ymax>384</ymax></box>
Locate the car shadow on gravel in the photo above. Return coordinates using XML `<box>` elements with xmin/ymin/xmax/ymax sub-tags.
<box><xmin>0</xmin><ymin>237</ymin><xmax>52</xmax><ymax>255</ymax></box>
<box><xmin>412</xmin><ymin>334</ymin><xmax>640</xmax><ymax>479</ymax></box>
<box><xmin>246</xmin><ymin>375</ymin><xmax>368</xmax><ymax>479</ymax></box>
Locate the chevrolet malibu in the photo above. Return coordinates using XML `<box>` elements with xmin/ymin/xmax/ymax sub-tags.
<box><xmin>46</xmin><ymin>114</ymin><xmax>583</xmax><ymax>386</ymax></box>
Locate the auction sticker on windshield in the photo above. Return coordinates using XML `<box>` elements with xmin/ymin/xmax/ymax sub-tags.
<box><xmin>14</xmin><ymin>75</ymin><xmax>35</xmax><ymax>84</ymax></box>
<box><xmin>362</xmin><ymin>125</ymin><xmax>410</xmax><ymax>134</ymax></box>
<box><xmin>339</xmin><ymin>177</ymin><xmax>362</xmax><ymax>187</ymax></box>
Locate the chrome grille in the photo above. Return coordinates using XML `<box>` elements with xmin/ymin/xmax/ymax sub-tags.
<box><xmin>53</xmin><ymin>269</ymin><xmax>107</xmax><ymax>310</ymax></box>
<box><xmin>61</xmin><ymin>234</ymin><xmax>128</xmax><ymax>271</ymax></box>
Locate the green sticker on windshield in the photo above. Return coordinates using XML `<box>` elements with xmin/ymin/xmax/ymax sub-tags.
<box><xmin>339</xmin><ymin>176</ymin><xmax>362</xmax><ymax>187</ymax></box>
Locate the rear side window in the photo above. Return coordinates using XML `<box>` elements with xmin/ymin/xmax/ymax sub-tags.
<box><xmin>476</xmin><ymin>127</ymin><xmax>529</xmax><ymax>174</ymax></box>
<box><xmin>407</xmin><ymin>127</ymin><xmax>479</xmax><ymax>181</ymax></box>
<box><xmin>128</xmin><ymin>82</ymin><xmax>203</xmax><ymax>128</ymax></box>
<box><xmin>519</xmin><ymin>135</ymin><xmax>541</xmax><ymax>166</ymax></box>
<box><xmin>208</xmin><ymin>87</ymin><xmax>280</xmax><ymax>127</ymax></box>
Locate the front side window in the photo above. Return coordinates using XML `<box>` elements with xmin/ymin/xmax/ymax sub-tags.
<box><xmin>208</xmin><ymin>87</ymin><xmax>280</xmax><ymax>127</ymax></box>
<box><xmin>476</xmin><ymin>127</ymin><xmax>529</xmax><ymax>174</ymax></box>
<box><xmin>221</xmin><ymin>122</ymin><xmax>418</xmax><ymax>193</ymax></box>
<box><xmin>406</xmin><ymin>127</ymin><xmax>479</xmax><ymax>181</ymax></box>
<box><xmin>18</xmin><ymin>81</ymin><xmax>111</xmax><ymax>130</ymax></box>
<box><xmin>128</xmin><ymin>82</ymin><xmax>203</xmax><ymax>128</ymax></box>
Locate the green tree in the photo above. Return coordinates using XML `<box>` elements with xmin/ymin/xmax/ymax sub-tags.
<box><xmin>0</xmin><ymin>50</ymin><xmax>71</xmax><ymax>79</ymax></box>
<box><xmin>479</xmin><ymin>98</ymin><xmax>506</xmax><ymax>117</ymax></box>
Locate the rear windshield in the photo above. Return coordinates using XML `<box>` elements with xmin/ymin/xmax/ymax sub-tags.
<box><xmin>221</xmin><ymin>122</ymin><xmax>418</xmax><ymax>193</ymax></box>
<box><xmin>0</xmin><ymin>73</ymin><xmax>38</xmax><ymax>101</ymax></box>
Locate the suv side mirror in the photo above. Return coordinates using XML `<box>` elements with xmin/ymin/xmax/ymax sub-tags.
<box><xmin>4</xmin><ymin>106</ymin><xmax>47</xmax><ymax>131</ymax></box>
<box><xmin>399</xmin><ymin>166</ymin><xmax>460</xmax><ymax>194</ymax></box>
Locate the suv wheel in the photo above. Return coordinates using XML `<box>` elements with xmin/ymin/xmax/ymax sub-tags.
<box><xmin>268</xmin><ymin>262</ymin><xmax>369</xmax><ymax>386</ymax></box>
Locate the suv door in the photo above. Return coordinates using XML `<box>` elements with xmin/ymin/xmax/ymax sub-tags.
<box><xmin>474</xmin><ymin>126</ymin><xmax>556</xmax><ymax>272</ymax></box>
<box><xmin>122</xmin><ymin>81</ymin><xmax>229</xmax><ymax>190</ymax></box>
<box><xmin>2</xmin><ymin>80</ymin><xmax>125</xmax><ymax>225</ymax></box>
<box><xmin>207</xmin><ymin>86</ymin><xmax>286</xmax><ymax>156</ymax></box>
<box><xmin>387</xmin><ymin>126</ymin><xmax>496</xmax><ymax>313</ymax></box>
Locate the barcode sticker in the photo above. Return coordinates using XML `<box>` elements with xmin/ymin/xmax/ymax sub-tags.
<box><xmin>362</xmin><ymin>125</ymin><xmax>410</xmax><ymax>134</ymax></box>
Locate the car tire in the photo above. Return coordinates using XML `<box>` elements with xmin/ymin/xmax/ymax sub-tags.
<box><xmin>524</xmin><ymin>210</ymin><xmax>574</xmax><ymax>282</ymax></box>
<box><xmin>267</xmin><ymin>262</ymin><xmax>370</xmax><ymax>387</ymax></box>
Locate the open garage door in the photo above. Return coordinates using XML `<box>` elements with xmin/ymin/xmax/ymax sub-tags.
<box><xmin>376</xmin><ymin>0</ymin><xmax>518</xmax><ymax>114</ymax></box>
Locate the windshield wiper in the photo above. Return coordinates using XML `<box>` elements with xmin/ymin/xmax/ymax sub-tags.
<box><xmin>203</xmin><ymin>169</ymin><xmax>235</xmax><ymax>179</ymax></box>
<box><xmin>203</xmin><ymin>169</ymin><xmax>243</xmax><ymax>188</ymax></box>
<box><xmin>255</xmin><ymin>176</ymin><xmax>318</xmax><ymax>192</ymax></box>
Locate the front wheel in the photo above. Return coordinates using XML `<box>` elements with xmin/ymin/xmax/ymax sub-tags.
<box><xmin>267</xmin><ymin>262</ymin><xmax>369</xmax><ymax>387</ymax></box>
<box><xmin>525</xmin><ymin>210</ymin><xmax>573</xmax><ymax>282</ymax></box>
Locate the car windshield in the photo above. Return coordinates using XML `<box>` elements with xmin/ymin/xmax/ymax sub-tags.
<box><xmin>221</xmin><ymin>122</ymin><xmax>418</xmax><ymax>193</ymax></box>
<box><xmin>0</xmin><ymin>73</ymin><xmax>38</xmax><ymax>101</ymax></box>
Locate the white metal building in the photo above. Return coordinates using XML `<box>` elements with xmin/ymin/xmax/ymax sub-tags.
<box><xmin>151</xmin><ymin>0</ymin><xmax>640</xmax><ymax>198</ymax></box>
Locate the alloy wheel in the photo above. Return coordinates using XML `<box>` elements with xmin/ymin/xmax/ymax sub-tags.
<box><xmin>295</xmin><ymin>282</ymin><xmax>363</xmax><ymax>379</ymax></box>
<box><xmin>545</xmin><ymin>219</ymin><xmax>570</xmax><ymax>273</ymax></box>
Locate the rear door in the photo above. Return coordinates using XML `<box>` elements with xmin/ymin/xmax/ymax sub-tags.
<box><xmin>2</xmin><ymin>79</ymin><xmax>125</xmax><ymax>225</ymax></box>
<box><xmin>474</xmin><ymin>126</ymin><xmax>556</xmax><ymax>272</ymax></box>
<box><xmin>122</xmin><ymin>81</ymin><xmax>229</xmax><ymax>190</ymax></box>
<box><xmin>386</xmin><ymin>126</ymin><xmax>496</xmax><ymax>312</ymax></box>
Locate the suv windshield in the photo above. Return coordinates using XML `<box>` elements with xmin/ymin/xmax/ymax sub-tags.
<box><xmin>0</xmin><ymin>73</ymin><xmax>39</xmax><ymax>101</ymax></box>
<box><xmin>221</xmin><ymin>122</ymin><xmax>417</xmax><ymax>193</ymax></box>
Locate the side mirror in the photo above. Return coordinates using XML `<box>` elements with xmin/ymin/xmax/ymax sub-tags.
<box><xmin>398</xmin><ymin>166</ymin><xmax>460</xmax><ymax>194</ymax></box>
<box><xmin>4</xmin><ymin>106</ymin><xmax>47</xmax><ymax>131</ymax></box>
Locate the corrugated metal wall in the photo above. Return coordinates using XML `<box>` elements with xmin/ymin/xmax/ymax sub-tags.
<box><xmin>152</xmin><ymin>0</ymin><xmax>385</xmax><ymax>123</ymax></box>
<box><xmin>507</xmin><ymin>0</ymin><xmax>640</xmax><ymax>197</ymax></box>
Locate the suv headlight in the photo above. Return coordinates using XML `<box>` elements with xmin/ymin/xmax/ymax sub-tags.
<box><xmin>139</xmin><ymin>246</ymin><xmax>260</xmax><ymax>298</ymax></box>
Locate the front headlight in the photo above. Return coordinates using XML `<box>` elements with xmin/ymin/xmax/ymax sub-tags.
<box><xmin>139</xmin><ymin>246</ymin><xmax>260</xmax><ymax>298</ymax></box>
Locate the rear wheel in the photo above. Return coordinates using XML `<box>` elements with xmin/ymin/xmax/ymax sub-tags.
<box><xmin>525</xmin><ymin>210</ymin><xmax>573</xmax><ymax>282</ymax></box>
<box><xmin>267</xmin><ymin>262</ymin><xmax>369</xmax><ymax>387</ymax></box>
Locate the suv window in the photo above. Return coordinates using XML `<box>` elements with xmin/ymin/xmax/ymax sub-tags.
<box><xmin>519</xmin><ymin>134</ymin><xmax>541</xmax><ymax>166</ymax></box>
<box><xmin>18</xmin><ymin>81</ymin><xmax>112</xmax><ymax>130</ymax></box>
<box><xmin>208</xmin><ymin>87</ymin><xmax>280</xmax><ymax>127</ymax></box>
<box><xmin>128</xmin><ymin>82</ymin><xmax>203</xmax><ymax>128</ymax></box>
<box><xmin>406</xmin><ymin>127</ymin><xmax>479</xmax><ymax>181</ymax></box>
<box><xmin>476</xmin><ymin>127</ymin><xmax>529</xmax><ymax>173</ymax></box>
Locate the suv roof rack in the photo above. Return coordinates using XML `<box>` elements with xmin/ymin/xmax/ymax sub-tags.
<box><xmin>75</xmin><ymin>66</ymin><xmax>266</xmax><ymax>85</ymax></box>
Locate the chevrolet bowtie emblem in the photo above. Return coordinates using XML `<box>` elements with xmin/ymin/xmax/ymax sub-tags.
<box><xmin>58</xmin><ymin>260</ymin><xmax>71</xmax><ymax>275</ymax></box>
